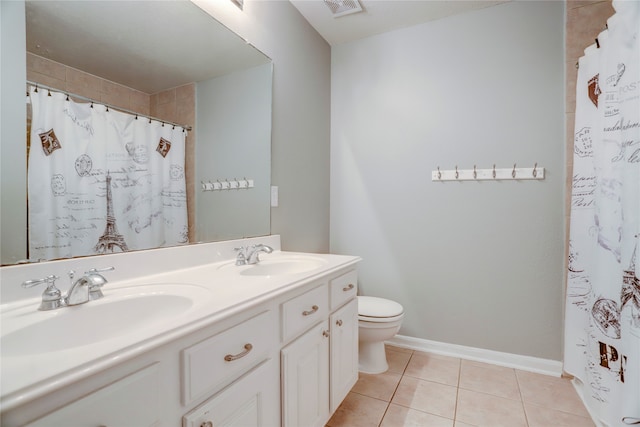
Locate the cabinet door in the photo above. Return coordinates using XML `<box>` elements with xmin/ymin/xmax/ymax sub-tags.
<box><xmin>182</xmin><ymin>358</ymin><xmax>279</xmax><ymax>427</ymax></box>
<box><xmin>281</xmin><ymin>320</ymin><xmax>330</xmax><ymax>427</ymax></box>
<box><xmin>27</xmin><ymin>364</ymin><xmax>160</xmax><ymax>427</ymax></box>
<box><xmin>330</xmin><ymin>298</ymin><xmax>359</xmax><ymax>412</ymax></box>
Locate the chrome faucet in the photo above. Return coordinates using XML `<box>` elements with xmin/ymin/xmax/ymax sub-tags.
<box><xmin>246</xmin><ymin>244</ymin><xmax>273</xmax><ymax>264</ymax></box>
<box><xmin>234</xmin><ymin>244</ymin><xmax>273</xmax><ymax>265</ymax></box>
<box><xmin>22</xmin><ymin>267</ymin><xmax>114</xmax><ymax>310</ymax></box>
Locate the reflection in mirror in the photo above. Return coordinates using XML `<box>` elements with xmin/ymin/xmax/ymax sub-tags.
<box><xmin>1</xmin><ymin>0</ymin><xmax>272</xmax><ymax>265</ymax></box>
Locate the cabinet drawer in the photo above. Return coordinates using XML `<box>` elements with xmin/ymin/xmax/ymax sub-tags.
<box><xmin>330</xmin><ymin>269</ymin><xmax>357</xmax><ymax>310</ymax></box>
<box><xmin>182</xmin><ymin>359</ymin><xmax>280</xmax><ymax>427</ymax></box>
<box><xmin>27</xmin><ymin>364</ymin><xmax>160</xmax><ymax>427</ymax></box>
<box><xmin>281</xmin><ymin>284</ymin><xmax>328</xmax><ymax>343</ymax></box>
<box><xmin>182</xmin><ymin>310</ymin><xmax>275</xmax><ymax>405</ymax></box>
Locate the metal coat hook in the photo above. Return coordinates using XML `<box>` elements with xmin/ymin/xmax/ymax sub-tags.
<box><xmin>532</xmin><ymin>162</ymin><xmax>538</xmax><ymax>178</ymax></box>
<box><xmin>455</xmin><ymin>165</ymin><xmax>459</xmax><ymax>179</ymax></box>
<box><xmin>512</xmin><ymin>163</ymin><xmax>517</xmax><ymax>178</ymax></box>
<box><xmin>437</xmin><ymin>166</ymin><xmax>442</xmax><ymax>180</ymax></box>
<box><xmin>473</xmin><ymin>165</ymin><xmax>477</xmax><ymax>179</ymax></box>
<box><xmin>492</xmin><ymin>164</ymin><xmax>496</xmax><ymax>179</ymax></box>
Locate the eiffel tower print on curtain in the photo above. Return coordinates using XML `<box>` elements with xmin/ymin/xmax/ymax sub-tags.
<box><xmin>95</xmin><ymin>172</ymin><xmax>129</xmax><ymax>254</ymax></box>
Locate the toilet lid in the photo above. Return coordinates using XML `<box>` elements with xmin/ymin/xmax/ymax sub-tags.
<box><xmin>358</xmin><ymin>296</ymin><xmax>404</xmax><ymax>318</ymax></box>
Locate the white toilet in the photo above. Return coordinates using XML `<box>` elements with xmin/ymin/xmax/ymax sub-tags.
<box><xmin>357</xmin><ymin>296</ymin><xmax>404</xmax><ymax>374</ymax></box>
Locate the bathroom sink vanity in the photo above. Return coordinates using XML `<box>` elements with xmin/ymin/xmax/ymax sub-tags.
<box><xmin>0</xmin><ymin>237</ymin><xmax>360</xmax><ymax>427</ymax></box>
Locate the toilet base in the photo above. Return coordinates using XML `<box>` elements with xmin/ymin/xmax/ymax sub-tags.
<box><xmin>358</xmin><ymin>340</ymin><xmax>389</xmax><ymax>374</ymax></box>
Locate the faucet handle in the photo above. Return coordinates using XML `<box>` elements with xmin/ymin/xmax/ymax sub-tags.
<box><xmin>85</xmin><ymin>267</ymin><xmax>114</xmax><ymax>300</ymax></box>
<box><xmin>234</xmin><ymin>247</ymin><xmax>248</xmax><ymax>265</ymax></box>
<box><xmin>86</xmin><ymin>266</ymin><xmax>115</xmax><ymax>275</ymax></box>
<box><xmin>22</xmin><ymin>274</ymin><xmax>59</xmax><ymax>288</ymax></box>
<box><xmin>22</xmin><ymin>275</ymin><xmax>65</xmax><ymax>311</ymax></box>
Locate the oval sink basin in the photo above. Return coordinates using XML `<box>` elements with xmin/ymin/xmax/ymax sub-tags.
<box><xmin>1</xmin><ymin>283</ymin><xmax>211</xmax><ymax>356</ymax></box>
<box><xmin>218</xmin><ymin>255</ymin><xmax>327</xmax><ymax>277</ymax></box>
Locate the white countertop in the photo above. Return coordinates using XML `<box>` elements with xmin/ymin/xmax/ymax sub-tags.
<box><xmin>0</xmin><ymin>249</ymin><xmax>360</xmax><ymax>412</ymax></box>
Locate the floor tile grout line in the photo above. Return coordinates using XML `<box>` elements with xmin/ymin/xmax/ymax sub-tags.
<box><xmin>514</xmin><ymin>368</ymin><xmax>531</xmax><ymax>427</ymax></box>
<box><xmin>453</xmin><ymin>357</ymin><xmax>462</xmax><ymax>425</ymax></box>
<box><xmin>377</xmin><ymin>348</ymin><xmax>415</xmax><ymax>427</ymax></box>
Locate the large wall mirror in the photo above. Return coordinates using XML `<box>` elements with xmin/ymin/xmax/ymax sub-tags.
<box><xmin>1</xmin><ymin>0</ymin><xmax>272</xmax><ymax>266</ymax></box>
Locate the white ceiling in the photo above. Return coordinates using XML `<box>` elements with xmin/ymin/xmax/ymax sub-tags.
<box><xmin>289</xmin><ymin>0</ymin><xmax>507</xmax><ymax>46</ymax></box>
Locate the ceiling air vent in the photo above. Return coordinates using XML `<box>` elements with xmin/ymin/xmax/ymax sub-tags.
<box><xmin>323</xmin><ymin>0</ymin><xmax>363</xmax><ymax>18</ymax></box>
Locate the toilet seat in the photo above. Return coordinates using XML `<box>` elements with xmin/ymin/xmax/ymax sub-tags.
<box><xmin>358</xmin><ymin>296</ymin><xmax>404</xmax><ymax>323</ymax></box>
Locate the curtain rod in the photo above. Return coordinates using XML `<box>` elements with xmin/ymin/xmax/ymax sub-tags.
<box><xmin>26</xmin><ymin>81</ymin><xmax>193</xmax><ymax>132</ymax></box>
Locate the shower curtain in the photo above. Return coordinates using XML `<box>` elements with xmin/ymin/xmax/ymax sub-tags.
<box><xmin>564</xmin><ymin>1</ymin><xmax>639</xmax><ymax>426</ymax></box>
<box><xmin>28</xmin><ymin>87</ymin><xmax>188</xmax><ymax>261</ymax></box>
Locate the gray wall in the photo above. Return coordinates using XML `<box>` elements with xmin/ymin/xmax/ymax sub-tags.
<box><xmin>195</xmin><ymin>63</ymin><xmax>272</xmax><ymax>242</ymax></box>
<box><xmin>195</xmin><ymin>0</ymin><xmax>332</xmax><ymax>253</ymax></box>
<box><xmin>0</xmin><ymin>1</ymin><xmax>27</xmax><ymax>264</ymax></box>
<box><xmin>330</xmin><ymin>1</ymin><xmax>566</xmax><ymax>360</ymax></box>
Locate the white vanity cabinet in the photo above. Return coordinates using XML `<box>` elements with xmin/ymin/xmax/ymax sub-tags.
<box><xmin>281</xmin><ymin>269</ymin><xmax>359</xmax><ymax>427</ymax></box>
<box><xmin>329</xmin><ymin>297</ymin><xmax>358</xmax><ymax>412</ymax></box>
<box><xmin>25</xmin><ymin>364</ymin><xmax>162</xmax><ymax>427</ymax></box>
<box><xmin>182</xmin><ymin>358</ymin><xmax>280</xmax><ymax>427</ymax></box>
<box><xmin>2</xmin><ymin>254</ymin><xmax>360</xmax><ymax>427</ymax></box>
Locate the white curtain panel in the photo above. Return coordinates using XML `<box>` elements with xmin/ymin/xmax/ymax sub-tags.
<box><xmin>28</xmin><ymin>88</ymin><xmax>188</xmax><ymax>261</ymax></box>
<box><xmin>564</xmin><ymin>1</ymin><xmax>640</xmax><ymax>426</ymax></box>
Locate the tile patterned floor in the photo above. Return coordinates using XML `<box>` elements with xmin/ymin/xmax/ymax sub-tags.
<box><xmin>327</xmin><ymin>346</ymin><xmax>595</xmax><ymax>427</ymax></box>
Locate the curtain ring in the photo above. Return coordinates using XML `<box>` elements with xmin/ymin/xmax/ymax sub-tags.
<box><xmin>492</xmin><ymin>164</ymin><xmax>496</xmax><ymax>179</ymax></box>
<box><xmin>90</xmin><ymin>102</ymin><xmax>94</xmax><ymax>109</ymax></box>
<box><xmin>473</xmin><ymin>165</ymin><xmax>477</xmax><ymax>179</ymax></box>
<box><xmin>106</xmin><ymin>105</ymin><xmax>109</xmax><ymax>112</ymax></box>
<box><xmin>455</xmin><ymin>165</ymin><xmax>459</xmax><ymax>179</ymax></box>
<box><xmin>532</xmin><ymin>162</ymin><xmax>537</xmax><ymax>178</ymax></box>
<box><xmin>34</xmin><ymin>85</ymin><xmax>39</xmax><ymax>93</ymax></box>
<box><xmin>65</xmin><ymin>94</ymin><xmax>70</xmax><ymax>101</ymax></box>
<box><xmin>437</xmin><ymin>166</ymin><xmax>441</xmax><ymax>180</ymax></box>
<box><xmin>47</xmin><ymin>90</ymin><xmax>52</xmax><ymax>97</ymax></box>
<box><xmin>512</xmin><ymin>163</ymin><xmax>517</xmax><ymax>178</ymax></box>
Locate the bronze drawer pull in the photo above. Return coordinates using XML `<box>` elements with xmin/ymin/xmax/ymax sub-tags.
<box><xmin>302</xmin><ymin>305</ymin><xmax>319</xmax><ymax>316</ymax></box>
<box><xmin>343</xmin><ymin>283</ymin><xmax>354</xmax><ymax>292</ymax></box>
<box><xmin>336</xmin><ymin>319</ymin><xmax>343</xmax><ymax>327</ymax></box>
<box><xmin>224</xmin><ymin>343</ymin><xmax>253</xmax><ymax>361</ymax></box>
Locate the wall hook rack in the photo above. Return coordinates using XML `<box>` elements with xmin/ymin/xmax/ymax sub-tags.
<box><xmin>431</xmin><ymin>164</ymin><xmax>544</xmax><ymax>181</ymax></box>
<box><xmin>201</xmin><ymin>178</ymin><xmax>255</xmax><ymax>191</ymax></box>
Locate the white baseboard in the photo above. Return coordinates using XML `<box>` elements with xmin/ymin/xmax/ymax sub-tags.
<box><xmin>386</xmin><ymin>334</ymin><xmax>563</xmax><ymax>377</ymax></box>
